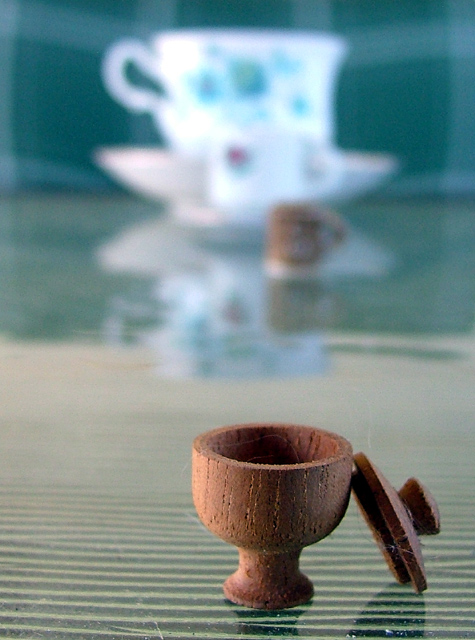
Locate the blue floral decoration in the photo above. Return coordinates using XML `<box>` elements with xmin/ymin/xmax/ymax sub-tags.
<box><xmin>271</xmin><ymin>50</ymin><xmax>301</xmax><ymax>75</ymax></box>
<box><xmin>188</xmin><ymin>70</ymin><xmax>222</xmax><ymax>104</ymax></box>
<box><xmin>291</xmin><ymin>95</ymin><xmax>311</xmax><ymax>117</ymax></box>
<box><xmin>206</xmin><ymin>44</ymin><xmax>222</xmax><ymax>58</ymax></box>
<box><xmin>229</xmin><ymin>59</ymin><xmax>267</xmax><ymax>98</ymax></box>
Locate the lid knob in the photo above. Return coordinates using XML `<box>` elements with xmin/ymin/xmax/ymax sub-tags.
<box><xmin>398</xmin><ymin>477</ymin><xmax>441</xmax><ymax>536</ymax></box>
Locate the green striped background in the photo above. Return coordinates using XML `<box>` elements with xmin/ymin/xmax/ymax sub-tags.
<box><xmin>0</xmin><ymin>483</ymin><xmax>472</xmax><ymax>639</ymax></box>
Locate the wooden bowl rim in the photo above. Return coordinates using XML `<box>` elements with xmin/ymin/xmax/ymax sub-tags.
<box><xmin>193</xmin><ymin>422</ymin><xmax>353</xmax><ymax>470</ymax></box>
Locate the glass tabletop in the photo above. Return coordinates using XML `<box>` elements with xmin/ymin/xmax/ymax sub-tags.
<box><xmin>0</xmin><ymin>192</ymin><xmax>474</xmax><ymax>638</ymax></box>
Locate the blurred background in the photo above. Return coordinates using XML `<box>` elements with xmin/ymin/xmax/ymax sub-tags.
<box><xmin>0</xmin><ymin>0</ymin><xmax>474</xmax><ymax>358</ymax></box>
<box><xmin>1</xmin><ymin>0</ymin><xmax>474</xmax><ymax>196</ymax></box>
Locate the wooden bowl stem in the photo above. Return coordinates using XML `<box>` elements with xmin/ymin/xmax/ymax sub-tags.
<box><xmin>224</xmin><ymin>548</ymin><xmax>313</xmax><ymax>610</ymax></box>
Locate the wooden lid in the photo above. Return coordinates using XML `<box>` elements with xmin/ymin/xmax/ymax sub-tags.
<box><xmin>351</xmin><ymin>452</ymin><xmax>428</xmax><ymax>593</ymax></box>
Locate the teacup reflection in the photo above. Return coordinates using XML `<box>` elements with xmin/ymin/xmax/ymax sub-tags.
<box><xmin>267</xmin><ymin>274</ymin><xmax>342</xmax><ymax>334</ymax></box>
<box><xmin>102</xmin><ymin>251</ymin><xmax>335</xmax><ymax>379</ymax></box>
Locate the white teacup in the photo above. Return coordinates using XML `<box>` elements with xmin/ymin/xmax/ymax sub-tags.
<box><xmin>206</xmin><ymin>126</ymin><xmax>346</xmax><ymax>222</ymax></box>
<box><xmin>101</xmin><ymin>29</ymin><xmax>347</xmax><ymax>156</ymax></box>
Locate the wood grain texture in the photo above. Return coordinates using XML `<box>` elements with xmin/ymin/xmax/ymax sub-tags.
<box><xmin>399</xmin><ymin>477</ymin><xmax>441</xmax><ymax>535</ymax></box>
<box><xmin>192</xmin><ymin>423</ymin><xmax>353</xmax><ymax>608</ymax></box>
<box><xmin>352</xmin><ymin>452</ymin><xmax>432</xmax><ymax>593</ymax></box>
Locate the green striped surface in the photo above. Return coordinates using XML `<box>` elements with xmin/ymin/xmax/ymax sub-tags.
<box><xmin>0</xmin><ymin>484</ymin><xmax>472</xmax><ymax>639</ymax></box>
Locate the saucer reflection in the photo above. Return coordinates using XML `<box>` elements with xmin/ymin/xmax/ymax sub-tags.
<box><xmin>102</xmin><ymin>252</ymin><xmax>336</xmax><ymax>379</ymax></box>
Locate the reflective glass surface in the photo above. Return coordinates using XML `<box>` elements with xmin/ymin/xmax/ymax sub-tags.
<box><xmin>0</xmin><ymin>192</ymin><xmax>474</xmax><ymax>638</ymax></box>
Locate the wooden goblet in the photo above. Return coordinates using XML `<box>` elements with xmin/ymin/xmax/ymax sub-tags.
<box><xmin>192</xmin><ymin>423</ymin><xmax>353</xmax><ymax>609</ymax></box>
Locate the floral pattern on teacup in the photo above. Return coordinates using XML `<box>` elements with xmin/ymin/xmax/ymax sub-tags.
<box><xmin>229</xmin><ymin>59</ymin><xmax>267</xmax><ymax>97</ymax></box>
<box><xmin>192</xmin><ymin>71</ymin><xmax>223</xmax><ymax>104</ymax></box>
<box><xmin>225</xmin><ymin>145</ymin><xmax>253</xmax><ymax>173</ymax></box>
<box><xmin>184</xmin><ymin>47</ymin><xmax>311</xmax><ymax>127</ymax></box>
<box><xmin>271</xmin><ymin>50</ymin><xmax>302</xmax><ymax>75</ymax></box>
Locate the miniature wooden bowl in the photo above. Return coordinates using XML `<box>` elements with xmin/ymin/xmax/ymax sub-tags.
<box><xmin>192</xmin><ymin>423</ymin><xmax>353</xmax><ymax>609</ymax></box>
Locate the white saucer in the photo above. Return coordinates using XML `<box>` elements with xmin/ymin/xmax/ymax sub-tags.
<box><xmin>94</xmin><ymin>146</ymin><xmax>398</xmax><ymax>209</ymax></box>
<box><xmin>94</xmin><ymin>146</ymin><xmax>207</xmax><ymax>202</ymax></box>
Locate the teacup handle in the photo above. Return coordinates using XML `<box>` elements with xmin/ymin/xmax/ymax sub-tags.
<box><xmin>101</xmin><ymin>38</ymin><xmax>166</xmax><ymax>113</ymax></box>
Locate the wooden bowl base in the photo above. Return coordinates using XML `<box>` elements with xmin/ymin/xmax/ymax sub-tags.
<box><xmin>223</xmin><ymin>548</ymin><xmax>314</xmax><ymax>610</ymax></box>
